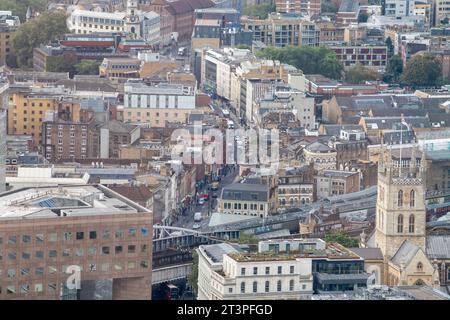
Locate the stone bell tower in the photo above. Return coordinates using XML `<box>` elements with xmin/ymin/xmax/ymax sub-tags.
<box><xmin>125</xmin><ymin>0</ymin><xmax>141</xmax><ymax>39</ymax></box>
<box><xmin>374</xmin><ymin>144</ymin><xmax>427</xmax><ymax>259</ymax></box>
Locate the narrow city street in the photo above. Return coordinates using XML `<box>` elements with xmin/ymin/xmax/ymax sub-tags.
<box><xmin>174</xmin><ymin>164</ymin><xmax>239</xmax><ymax>230</ymax></box>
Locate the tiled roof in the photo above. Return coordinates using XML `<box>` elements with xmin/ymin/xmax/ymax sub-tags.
<box><xmin>108</xmin><ymin>185</ymin><xmax>153</xmax><ymax>203</ymax></box>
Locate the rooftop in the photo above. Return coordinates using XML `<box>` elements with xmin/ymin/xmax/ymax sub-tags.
<box><xmin>0</xmin><ymin>185</ymin><xmax>149</xmax><ymax>220</ymax></box>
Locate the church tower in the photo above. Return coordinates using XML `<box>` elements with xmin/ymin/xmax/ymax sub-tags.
<box><xmin>125</xmin><ymin>0</ymin><xmax>141</xmax><ymax>39</ymax></box>
<box><xmin>374</xmin><ymin>144</ymin><xmax>427</xmax><ymax>259</ymax></box>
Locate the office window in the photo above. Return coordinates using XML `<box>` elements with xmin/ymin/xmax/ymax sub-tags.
<box><xmin>289</xmin><ymin>280</ymin><xmax>294</xmax><ymax>291</ymax></box>
<box><xmin>89</xmin><ymin>231</ymin><xmax>97</xmax><ymax>240</ymax></box>
<box><xmin>290</xmin><ymin>266</ymin><xmax>294</xmax><ymax>274</ymax></box>
<box><xmin>128</xmin><ymin>245</ymin><xmax>136</xmax><ymax>254</ymax></box>
<box><xmin>22</xmin><ymin>235</ymin><xmax>31</xmax><ymax>243</ymax></box>
<box><xmin>36</xmin><ymin>251</ymin><xmax>44</xmax><ymax>259</ymax></box>
<box><xmin>49</xmin><ymin>250</ymin><xmax>57</xmax><ymax>258</ymax></box>
<box><xmin>140</xmin><ymin>261</ymin><xmax>148</xmax><ymax>268</ymax></box>
<box><xmin>253</xmin><ymin>267</ymin><xmax>258</xmax><ymax>275</ymax></box>
<box><xmin>22</xmin><ymin>252</ymin><xmax>31</xmax><ymax>260</ymax></box>
<box><xmin>115</xmin><ymin>230</ymin><xmax>123</xmax><ymax>239</ymax></box>
<box><xmin>36</xmin><ymin>234</ymin><xmax>44</xmax><ymax>243</ymax></box>
<box><xmin>20</xmin><ymin>268</ymin><xmax>30</xmax><ymax>276</ymax></box>
<box><xmin>7</xmin><ymin>286</ymin><xmax>16</xmax><ymax>294</ymax></box>
<box><xmin>64</xmin><ymin>232</ymin><xmax>72</xmax><ymax>241</ymax></box>
<box><xmin>240</xmin><ymin>282</ymin><xmax>245</xmax><ymax>293</ymax></box>
<box><xmin>88</xmin><ymin>247</ymin><xmax>97</xmax><ymax>256</ymax></box>
<box><xmin>127</xmin><ymin>262</ymin><xmax>136</xmax><ymax>270</ymax></box>
<box><xmin>277</xmin><ymin>280</ymin><xmax>282</xmax><ymax>292</ymax></box>
<box><xmin>76</xmin><ymin>232</ymin><xmax>84</xmax><ymax>240</ymax></box>
<box><xmin>253</xmin><ymin>281</ymin><xmax>258</xmax><ymax>293</ymax></box>
<box><xmin>34</xmin><ymin>284</ymin><xmax>43</xmax><ymax>293</ymax></box>
<box><xmin>101</xmin><ymin>263</ymin><xmax>109</xmax><ymax>272</ymax></box>
<box><xmin>48</xmin><ymin>283</ymin><xmax>57</xmax><ymax>292</ymax></box>
<box><xmin>141</xmin><ymin>244</ymin><xmax>148</xmax><ymax>253</ymax></box>
<box><xmin>75</xmin><ymin>248</ymin><xmax>84</xmax><ymax>257</ymax></box>
<box><xmin>48</xmin><ymin>266</ymin><xmax>57</xmax><ymax>274</ymax></box>
<box><xmin>101</xmin><ymin>246</ymin><xmax>110</xmax><ymax>255</ymax></box>
<box><xmin>89</xmin><ymin>263</ymin><xmax>96</xmax><ymax>272</ymax></box>
<box><xmin>48</xmin><ymin>233</ymin><xmax>57</xmax><ymax>242</ymax></box>
<box><xmin>8</xmin><ymin>252</ymin><xmax>16</xmax><ymax>260</ymax></box>
<box><xmin>265</xmin><ymin>267</ymin><xmax>270</xmax><ymax>275</ymax></box>
<box><xmin>8</xmin><ymin>235</ymin><xmax>16</xmax><ymax>245</ymax></box>
<box><xmin>63</xmin><ymin>249</ymin><xmax>71</xmax><ymax>257</ymax></box>
<box><xmin>102</xmin><ymin>230</ymin><xmax>110</xmax><ymax>239</ymax></box>
<box><xmin>265</xmin><ymin>281</ymin><xmax>270</xmax><ymax>292</ymax></box>
<box><xmin>128</xmin><ymin>228</ymin><xmax>136</xmax><ymax>237</ymax></box>
<box><xmin>141</xmin><ymin>227</ymin><xmax>149</xmax><ymax>236</ymax></box>
<box><xmin>7</xmin><ymin>269</ymin><xmax>16</xmax><ymax>278</ymax></box>
<box><xmin>278</xmin><ymin>266</ymin><xmax>282</xmax><ymax>274</ymax></box>
<box><xmin>241</xmin><ymin>267</ymin><xmax>246</xmax><ymax>276</ymax></box>
<box><xmin>35</xmin><ymin>267</ymin><xmax>44</xmax><ymax>276</ymax></box>
<box><xmin>115</xmin><ymin>246</ymin><xmax>123</xmax><ymax>254</ymax></box>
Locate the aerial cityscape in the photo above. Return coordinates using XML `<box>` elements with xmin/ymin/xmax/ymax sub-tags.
<box><xmin>0</xmin><ymin>0</ymin><xmax>450</xmax><ymax>302</ymax></box>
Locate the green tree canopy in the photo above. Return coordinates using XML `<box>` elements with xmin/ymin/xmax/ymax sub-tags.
<box><xmin>75</xmin><ymin>59</ymin><xmax>101</xmax><ymax>75</ymax></box>
<box><xmin>401</xmin><ymin>53</ymin><xmax>443</xmax><ymax>88</ymax></box>
<box><xmin>11</xmin><ymin>10</ymin><xmax>69</xmax><ymax>68</ymax></box>
<box><xmin>256</xmin><ymin>45</ymin><xmax>343</xmax><ymax>79</ymax></box>
<box><xmin>386</xmin><ymin>54</ymin><xmax>403</xmax><ymax>83</ymax></box>
<box><xmin>344</xmin><ymin>63</ymin><xmax>378</xmax><ymax>84</ymax></box>
<box><xmin>321</xmin><ymin>0</ymin><xmax>339</xmax><ymax>13</ymax></box>
<box><xmin>0</xmin><ymin>0</ymin><xmax>47</xmax><ymax>22</ymax></box>
<box><xmin>385</xmin><ymin>37</ymin><xmax>394</xmax><ymax>54</ymax></box>
<box><xmin>324</xmin><ymin>231</ymin><xmax>359</xmax><ymax>248</ymax></box>
<box><xmin>358</xmin><ymin>12</ymin><xmax>369</xmax><ymax>23</ymax></box>
<box><xmin>187</xmin><ymin>249</ymin><xmax>198</xmax><ymax>295</ymax></box>
<box><xmin>243</xmin><ymin>3</ymin><xmax>276</xmax><ymax>19</ymax></box>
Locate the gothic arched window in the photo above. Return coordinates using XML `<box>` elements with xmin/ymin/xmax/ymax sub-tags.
<box><xmin>409</xmin><ymin>215</ymin><xmax>415</xmax><ymax>233</ymax></box>
<box><xmin>397</xmin><ymin>214</ymin><xmax>404</xmax><ymax>233</ymax></box>
<box><xmin>398</xmin><ymin>190</ymin><xmax>403</xmax><ymax>207</ymax></box>
<box><xmin>410</xmin><ymin>190</ymin><xmax>415</xmax><ymax>207</ymax></box>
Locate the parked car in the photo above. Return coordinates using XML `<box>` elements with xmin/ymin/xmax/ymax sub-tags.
<box><xmin>192</xmin><ymin>223</ymin><xmax>201</xmax><ymax>229</ymax></box>
<box><xmin>197</xmin><ymin>198</ymin><xmax>205</xmax><ymax>205</ymax></box>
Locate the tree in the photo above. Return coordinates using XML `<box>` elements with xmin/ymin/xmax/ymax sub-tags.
<box><xmin>386</xmin><ymin>54</ymin><xmax>403</xmax><ymax>83</ymax></box>
<box><xmin>235</xmin><ymin>44</ymin><xmax>251</xmax><ymax>50</ymax></box>
<box><xmin>321</xmin><ymin>0</ymin><xmax>339</xmax><ymax>13</ymax></box>
<box><xmin>257</xmin><ymin>45</ymin><xmax>344</xmax><ymax>79</ymax></box>
<box><xmin>358</xmin><ymin>12</ymin><xmax>369</xmax><ymax>23</ymax></box>
<box><xmin>243</xmin><ymin>3</ymin><xmax>276</xmax><ymax>19</ymax></box>
<box><xmin>235</xmin><ymin>233</ymin><xmax>259</xmax><ymax>244</ymax></box>
<box><xmin>385</xmin><ymin>37</ymin><xmax>394</xmax><ymax>54</ymax></box>
<box><xmin>12</xmin><ymin>10</ymin><xmax>69</xmax><ymax>68</ymax></box>
<box><xmin>75</xmin><ymin>59</ymin><xmax>101</xmax><ymax>75</ymax></box>
<box><xmin>401</xmin><ymin>54</ymin><xmax>443</xmax><ymax>88</ymax></box>
<box><xmin>0</xmin><ymin>0</ymin><xmax>48</xmax><ymax>22</ymax></box>
<box><xmin>46</xmin><ymin>55</ymin><xmax>77</xmax><ymax>75</ymax></box>
<box><xmin>324</xmin><ymin>231</ymin><xmax>359</xmax><ymax>248</ymax></box>
<box><xmin>187</xmin><ymin>249</ymin><xmax>199</xmax><ymax>295</ymax></box>
<box><xmin>345</xmin><ymin>63</ymin><xmax>378</xmax><ymax>84</ymax></box>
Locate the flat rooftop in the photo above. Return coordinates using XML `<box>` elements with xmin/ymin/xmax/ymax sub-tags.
<box><xmin>0</xmin><ymin>185</ymin><xmax>149</xmax><ymax>220</ymax></box>
<box><xmin>228</xmin><ymin>243</ymin><xmax>362</xmax><ymax>262</ymax></box>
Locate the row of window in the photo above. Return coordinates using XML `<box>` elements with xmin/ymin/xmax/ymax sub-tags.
<box><xmin>0</xmin><ymin>227</ymin><xmax>150</xmax><ymax>245</ymax></box>
<box><xmin>223</xmin><ymin>203</ymin><xmax>264</xmax><ymax>211</ymax></box>
<box><xmin>239</xmin><ymin>280</ymin><xmax>306</xmax><ymax>294</ymax></box>
<box><xmin>240</xmin><ymin>265</ymin><xmax>295</xmax><ymax>276</ymax></box>
<box><xmin>0</xmin><ymin>244</ymin><xmax>148</xmax><ymax>261</ymax></box>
